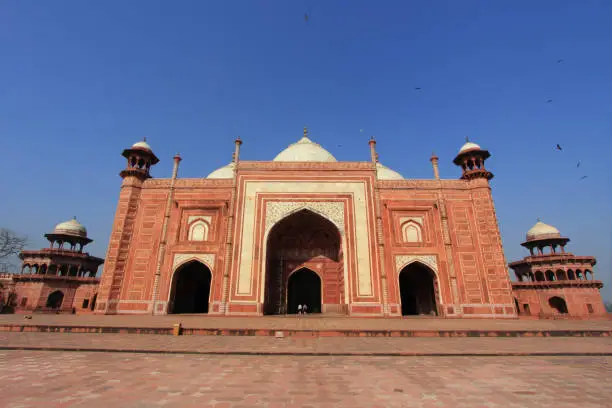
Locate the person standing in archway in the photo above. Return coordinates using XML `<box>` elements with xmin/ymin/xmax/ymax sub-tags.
<box><xmin>303</xmin><ymin>304</ymin><xmax>308</xmax><ymax>315</ymax></box>
<box><xmin>297</xmin><ymin>303</ymin><xmax>302</xmax><ymax>317</ymax></box>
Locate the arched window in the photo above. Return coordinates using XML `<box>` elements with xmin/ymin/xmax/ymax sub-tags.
<box><xmin>402</xmin><ymin>221</ymin><xmax>423</xmax><ymax>243</ymax></box>
<box><xmin>188</xmin><ymin>220</ymin><xmax>209</xmax><ymax>241</ymax></box>
<box><xmin>535</xmin><ymin>271</ymin><xmax>545</xmax><ymax>282</ymax></box>
<box><xmin>545</xmin><ymin>270</ymin><xmax>555</xmax><ymax>281</ymax></box>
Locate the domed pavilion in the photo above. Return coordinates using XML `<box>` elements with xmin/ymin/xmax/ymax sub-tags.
<box><xmin>13</xmin><ymin>217</ymin><xmax>103</xmax><ymax>313</ymax></box>
<box><xmin>509</xmin><ymin>220</ymin><xmax>605</xmax><ymax>318</ymax></box>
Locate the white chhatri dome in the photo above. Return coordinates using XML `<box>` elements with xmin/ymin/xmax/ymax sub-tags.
<box><xmin>207</xmin><ymin>162</ymin><xmax>236</xmax><ymax>179</ymax></box>
<box><xmin>526</xmin><ymin>220</ymin><xmax>561</xmax><ymax>241</ymax></box>
<box><xmin>273</xmin><ymin>130</ymin><xmax>337</xmax><ymax>162</ymax></box>
<box><xmin>132</xmin><ymin>139</ymin><xmax>152</xmax><ymax>152</ymax></box>
<box><xmin>376</xmin><ymin>163</ymin><xmax>404</xmax><ymax>180</ymax></box>
<box><xmin>54</xmin><ymin>217</ymin><xmax>87</xmax><ymax>238</ymax></box>
<box><xmin>458</xmin><ymin>141</ymin><xmax>481</xmax><ymax>154</ymax></box>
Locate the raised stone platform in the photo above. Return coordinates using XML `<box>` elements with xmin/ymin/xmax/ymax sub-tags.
<box><xmin>2</xmin><ymin>332</ymin><xmax>611</xmax><ymax>356</ymax></box>
<box><xmin>1</xmin><ymin>314</ymin><xmax>611</xmax><ymax>337</ymax></box>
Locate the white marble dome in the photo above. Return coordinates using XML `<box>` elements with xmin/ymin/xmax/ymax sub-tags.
<box><xmin>207</xmin><ymin>162</ymin><xmax>236</xmax><ymax>179</ymax></box>
<box><xmin>376</xmin><ymin>163</ymin><xmax>404</xmax><ymax>180</ymax></box>
<box><xmin>526</xmin><ymin>220</ymin><xmax>561</xmax><ymax>241</ymax></box>
<box><xmin>54</xmin><ymin>218</ymin><xmax>87</xmax><ymax>238</ymax></box>
<box><xmin>132</xmin><ymin>140</ymin><xmax>152</xmax><ymax>152</ymax></box>
<box><xmin>458</xmin><ymin>141</ymin><xmax>481</xmax><ymax>154</ymax></box>
<box><xmin>273</xmin><ymin>135</ymin><xmax>337</xmax><ymax>162</ymax></box>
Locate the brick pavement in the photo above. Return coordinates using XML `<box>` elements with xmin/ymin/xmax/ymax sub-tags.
<box><xmin>0</xmin><ymin>350</ymin><xmax>610</xmax><ymax>407</ymax></box>
<box><xmin>1</xmin><ymin>332</ymin><xmax>611</xmax><ymax>356</ymax></box>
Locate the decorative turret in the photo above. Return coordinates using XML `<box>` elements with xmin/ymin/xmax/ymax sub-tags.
<box><xmin>120</xmin><ymin>138</ymin><xmax>160</xmax><ymax>180</ymax></box>
<box><xmin>44</xmin><ymin>217</ymin><xmax>92</xmax><ymax>252</ymax></box>
<box><xmin>521</xmin><ymin>219</ymin><xmax>570</xmax><ymax>256</ymax></box>
<box><xmin>453</xmin><ymin>138</ymin><xmax>493</xmax><ymax>180</ymax></box>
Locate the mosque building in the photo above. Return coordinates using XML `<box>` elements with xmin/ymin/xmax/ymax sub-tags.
<box><xmin>5</xmin><ymin>129</ymin><xmax>605</xmax><ymax>318</ymax></box>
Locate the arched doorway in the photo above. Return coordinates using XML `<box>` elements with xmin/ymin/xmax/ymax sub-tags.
<box><xmin>264</xmin><ymin>209</ymin><xmax>342</xmax><ymax>315</ymax></box>
<box><xmin>548</xmin><ymin>296</ymin><xmax>568</xmax><ymax>314</ymax></box>
<box><xmin>287</xmin><ymin>268</ymin><xmax>322</xmax><ymax>314</ymax></box>
<box><xmin>90</xmin><ymin>294</ymin><xmax>97</xmax><ymax>311</ymax></box>
<box><xmin>169</xmin><ymin>261</ymin><xmax>212</xmax><ymax>314</ymax></box>
<box><xmin>398</xmin><ymin>262</ymin><xmax>438</xmax><ymax>316</ymax></box>
<box><xmin>46</xmin><ymin>290</ymin><xmax>64</xmax><ymax>309</ymax></box>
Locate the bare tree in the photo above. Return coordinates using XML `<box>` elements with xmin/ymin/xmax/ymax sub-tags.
<box><xmin>0</xmin><ymin>228</ymin><xmax>27</xmax><ymax>260</ymax></box>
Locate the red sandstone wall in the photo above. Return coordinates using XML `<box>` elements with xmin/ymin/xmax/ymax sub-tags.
<box><xmin>100</xmin><ymin>162</ymin><xmax>515</xmax><ymax>318</ymax></box>
<box><xmin>514</xmin><ymin>286</ymin><xmax>607</xmax><ymax>318</ymax></box>
<box><xmin>12</xmin><ymin>281</ymin><xmax>44</xmax><ymax>311</ymax></box>
<box><xmin>380</xmin><ymin>178</ymin><xmax>515</xmax><ymax>318</ymax></box>
<box><xmin>98</xmin><ymin>176</ymin><xmax>232</xmax><ymax>314</ymax></box>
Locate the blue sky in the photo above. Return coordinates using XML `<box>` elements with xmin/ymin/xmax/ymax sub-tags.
<box><xmin>1</xmin><ymin>1</ymin><xmax>611</xmax><ymax>300</ymax></box>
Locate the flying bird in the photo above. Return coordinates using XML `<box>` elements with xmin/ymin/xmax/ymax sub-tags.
<box><xmin>579</xmin><ymin>176</ymin><xmax>588</xmax><ymax>180</ymax></box>
<box><xmin>547</xmin><ymin>99</ymin><xmax>553</xmax><ymax>103</ymax></box>
<box><xmin>304</xmin><ymin>13</ymin><xmax>309</xmax><ymax>23</ymax></box>
<box><xmin>556</xmin><ymin>144</ymin><xmax>562</xmax><ymax>151</ymax></box>
<box><xmin>576</xmin><ymin>161</ymin><xmax>581</xmax><ymax>168</ymax></box>
<box><xmin>414</xmin><ymin>87</ymin><xmax>422</xmax><ymax>90</ymax></box>
<box><xmin>557</xmin><ymin>59</ymin><xmax>564</xmax><ymax>63</ymax></box>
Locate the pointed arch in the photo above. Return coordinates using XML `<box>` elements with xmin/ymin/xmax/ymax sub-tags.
<box><xmin>549</xmin><ymin>296</ymin><xmax>568</xmax><ymax>314</ymax></box>
<box><xmin>401</xmin><ymin>220</ymin><xmax>423</xmax><ymax>243</ymax></box>
<box><xmin>46</xmin><ymin>290</ymin><xmax>64</xmax><ymax>309</ymax></box>
<box><xmin>188</xmin><ymin>219</ymin><xmax>210</xmax><ymax>241</ymax></box>
<box><xmin>398</xmin><ymin>261</ymin><xmax>439</xmax><ymax>316</ymax></box>
<box><xmin>264</xmin><ymin>202</ymin><xmax>345</xmax><ymax>237</ymax></box>
<box><xmin>287</xmin><ymin>267</ymin><xmax>322</xmax><ymax>314</ymax></box>
<box><xmin>168</xmin><ymin>260</ymin><xmax>212</xmax><ymax>314</ymax></box>
<box><xmin>263</xmin><ymin>208</ymin><xmax>343</xmax><ymax>315</ymax></box>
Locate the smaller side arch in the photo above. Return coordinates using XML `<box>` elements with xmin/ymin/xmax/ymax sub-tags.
<box><xmin>548</xmin><ymin>296</ymin><xmax>568</xmax><ymax>314</ymax></box>
<box><xmin>397</xmin><ymin>261</ymin><xmax>439</xmax><ymax>316</ymax></box>
<box><xmin>46</xmin><ymin>290</ymin><xmax>64</xmax><ymax>309</ymax></box>
<box><xmin>168</xmin><ymin>260</ymin><xmax>213</xmax><ymax>314</ymax></box>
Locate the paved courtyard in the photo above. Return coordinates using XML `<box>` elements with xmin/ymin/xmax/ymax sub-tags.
<box><xmin>1</xmin><ymin>350</ymin><xmax>610</xmax><ymax>407</ymax></box>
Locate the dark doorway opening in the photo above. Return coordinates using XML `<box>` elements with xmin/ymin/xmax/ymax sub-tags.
<box><xmin>90</xmin><ymin>294</ymin><xmax>97</xmax><ymax>311</ymax></box>
<box><xmin>287</xmin><ymin>268</ymin><xmax>322</xmax><ymax>314</ymax></box>
<box><xmin>548</xmin><ymin>296</ymin><xmax>568</xmax><ymax>314</ymax></box>
<box><xmin>514</xmin><ymin>298</ymin><xmax>520</xmax><ymax>315</ymax></box>
<box><xmin>264</xmin><ymin>209</ymin><xmax>341</xmax><ymax>315</ymax></box>
<box><xmin>398</xmin><ymin>263</ymin><xmax>437</xmax><ymax>316</ymax></box>
<box><xmin>46</xmin><ymin>290</ymin><xmax>64</xmax><ymax>309</ymax></box>
<box><xmin>170</xmin><ymin>261</ymin><xmax>212</xmax><ymax>314</ymax></box>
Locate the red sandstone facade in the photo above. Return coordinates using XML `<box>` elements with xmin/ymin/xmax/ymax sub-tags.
<box><xmin>5</xmin><ymin>131</ymin><xmax>605</xmax><ymax>319</ymax></box>
<box><xmin>92</xmin><ymin>131</ymin><xmax>519</xmax><ymax>318</ymax></box>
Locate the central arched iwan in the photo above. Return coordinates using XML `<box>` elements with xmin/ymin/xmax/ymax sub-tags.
<box><xmin>264</xmin><ymin>209</ymin><xmax>344</xmax><ymax>315</ymax></box>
